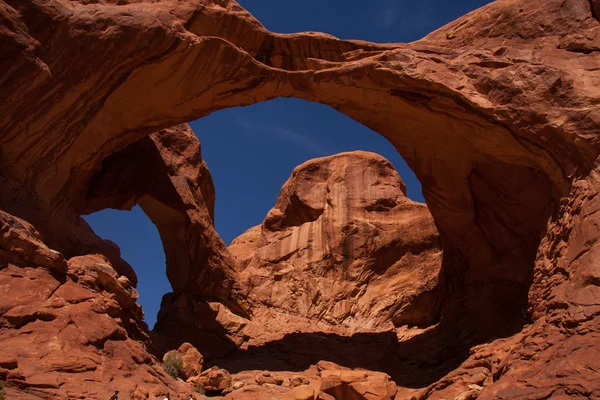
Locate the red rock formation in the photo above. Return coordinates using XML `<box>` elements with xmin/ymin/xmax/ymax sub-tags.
<box><xmin>230</xmin><ymin>151</ymin><xmax>442</xmax><ymax>333</ymax></box>
<box><xmin>1</xmin><ymin>0</ymin><xmax>600</xmax><ymax>398</ymax></box>
<box><xmin>81</xmin><ymin>124</ymin><xmax>247</xmax><ymax>314</ymax></box>
<box><xmin>320</xmin><ymin>369</ymin><xmax>397</xmax><ymax>400</ymax></box>
<box><xmin>0</xmin><ymin>211</ymin><xmax>190</xmax><ymax>398</ymax></box>
<box><xmin>188</xmin><ymin>366</ymin><xmax>232</xmax><ymax>393</ymax></box>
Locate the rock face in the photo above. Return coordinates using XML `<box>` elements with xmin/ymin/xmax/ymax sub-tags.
<box><xmin>230</xmin><ymin>151</ymin><xmax>442</xmax><ymax>333</ymax></box>
<box><xmin>0</xmin><ymin>212</ymin><xmax>190</xmax><ymax>398</ymax></box>
<box><xmin>78</xmin><ymin>123</ymin><xmax>252</xmax><ymax>358</ymax></box>
<box><xmin>81</xmin><ymin>124</ymin><xmax>248</xmax><ymax>314</ymax></box>
<box><xmin>320</xmin><ymin>369</ymin><xmax>397</xmax><ymax>400</ymax></box>
<box><xmin>178</xmin><ymin>343</ymin><xmax>204</xmax><ymax>381</ymax></box>
<box><xmin>1</xmin><ymin>0</ymin><xmax>600</xmax><ymax>399</ymax></box>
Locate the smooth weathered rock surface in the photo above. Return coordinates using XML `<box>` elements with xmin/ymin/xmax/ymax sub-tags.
<box><xmin>283</xmin><ymin>385</ymin><xmax>316</xmax><ymax>400</ymax></box>
<box><xmin>79</xmin><ymin>123</ymin><xmax>251</xmax><ymax>359</ymax></box>
<box><xmin>178</xmin><ymin>343</ymin><xmax>204</xmax><ymax>380</ymax></box>
<box><xmin>320</xmin><ymin>369</ymin><xmax>397</xmax><ymax>400</ymax></box>
<box><xmin>229</xmin><ymin>151</ymin><xmax>442</xmax><ymax>334</ymax></box>
<box><xmin>1</xmin><ymin>0</ymin><xmax>600</xmax><ymax>398</ymax></box>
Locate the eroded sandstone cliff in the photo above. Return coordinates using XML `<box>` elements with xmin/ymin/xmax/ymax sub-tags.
<box><xmin>1</xmin><ymin>0</ymin><xmax>600</xmax><ymax>398</ymax></box>
<box><xmin>0</xmin><ymin>211</ymin><xmax>191</xmax><ymax>398</ymax></box>
<box><xmin>229</xmin><ymin>151</ymin><xmax>442</xmax><ymax>333</ymax></box>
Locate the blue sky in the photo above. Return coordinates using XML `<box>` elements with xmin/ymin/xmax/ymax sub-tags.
<box><xmin>84</xmin><ymin>0</ymin><xmax>492</xmax><ymax>328</ymax></box>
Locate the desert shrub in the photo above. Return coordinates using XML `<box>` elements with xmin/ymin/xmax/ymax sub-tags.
<box><xmin>162</xmin><ymin>351</ymin><xmax>183</xmax><ymax>379</ymax></box>
<box><xmin>0</xmin><ymin>381</ymin><xmax>5</xmax><ymax>400</ymax></box>
<box><xmin>193</xmin><ymin>384</ymin><xmax>205</xmax><ymax>395</ymax></box>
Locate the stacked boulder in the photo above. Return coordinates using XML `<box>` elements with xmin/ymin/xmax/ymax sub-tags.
<box><xmin>162</xmin><ymin>343</ymin><xmax>232</xmax><ymax>395</ymax></box>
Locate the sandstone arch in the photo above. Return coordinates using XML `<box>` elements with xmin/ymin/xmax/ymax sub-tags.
<box><xmin>1</xmin><ymin>0</ymin><xmax>600</xmax><ymax>397</ymax></box>
<box><xmin>2</xmin><ymin>0</ymin><xmax>597</xmax><ymax>316</ymax></box>
<box><xmin>79</xmin><ymin>125</ymin><xmax>248</xmax><ymax>315</ymax></box>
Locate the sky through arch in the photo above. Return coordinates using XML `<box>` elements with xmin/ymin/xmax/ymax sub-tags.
<box><xmin>190</xmin><ymin>98</ymin><xmax>424</xmax><ymax>246</ymax></box>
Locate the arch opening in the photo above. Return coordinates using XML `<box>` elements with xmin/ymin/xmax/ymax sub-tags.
<box><xmin>83</xmin><ymin>206</ymin><xmax>170</xmax><ymax>329</ymax></box>
<box><xmin>189</xmin><ymin>97</ymin><xmax>425</xmax><ymax>245</ymax></box>
<box><xmin>178</xmin><ymin>98</ymin><xmax>556</xmax><ymax>387</ymax></box>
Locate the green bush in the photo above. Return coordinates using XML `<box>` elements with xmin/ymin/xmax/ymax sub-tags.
<box><xmin>0</xmin><ymin>381</ymin><xmax>6</xmax><ymax>400</ymax></box>
<box><xmin>193</xmin><ymin>384</ymin><xmax>205</xmax><ymax>395</ymax></box>
<box><xmin>162</xmin><ymin>351</ymin><xmax>183</xmax><ymax>379</ymax></box>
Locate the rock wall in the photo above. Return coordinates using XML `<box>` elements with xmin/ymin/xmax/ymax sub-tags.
<box><xmin>1</xmin><ymin>0</ymin><xmax>600</xmax><ymax>398</ymax></box>
<box><xmin>0</xmin><ymin>211</ymin><xmax>191</xmax><ymax>398</ymax></box>
<box><xmin>229</xmin><ymin>151</ymin><xmax>442</xmax><ymax>333</ymax></box>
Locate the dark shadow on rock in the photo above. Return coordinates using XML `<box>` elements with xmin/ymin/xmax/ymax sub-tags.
<box><xmin>209</xmin><ymin>295</ymin><xmax>529</xmax><ymax>389</ymax></box>
<box><xmin>152</xmin><ymin>272</ymin><xmax>530</xmax><ymax>388</ymax></box>
<box><xmin>207</xmin><ymin>327</ymin><xmax>465</xmax><ymax>388</ymax></box>
<box><xmin>151</xmin><ymin>292</ymin><xmax>241</xmax><ymax>361</ymax></box>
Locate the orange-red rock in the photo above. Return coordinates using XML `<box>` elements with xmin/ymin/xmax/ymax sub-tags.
<box><xmin>0</xmin><ymin>218</ymin><xmax>192</xmax><ymax>398</ymax></box>
<box><xmin>82</xmin><ymin>124</ymin><xmax>248</xmax><ymax>314</ymax></box>
<box><xmin>230</xmin><ymin>151</ymin><xmax>442</xmax><ymax>335</ymax></box>
<box><xmin>178</xmin><ymin>343</ymin><xmax>204</xmax><ymax>380</ymax></box>
<box><xmin>283</xmin><ymin>385</ymin><xmax>316</xmax><ymax>400</ymax></box>
<box><xmin>1</xmin><ymin>0</ymin><xmax>600</xmax><ymax>399</ymax></box>
<box><xmin>188</xmin><ymin>366</ymin><xmax>232</xmax><ymax>393</ymax></box>
<box><xmin>320</xmin><ymin>369</ymin><xmax>397</xmax><ymax>400</ymax></box>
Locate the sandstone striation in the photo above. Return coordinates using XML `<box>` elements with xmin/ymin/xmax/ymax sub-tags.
<box><xmin>1</xmin><ymin>0</ymin><xmax>600</xmax><ymax>398</ymax></box>
<box><xmin>229</xmin><ymin>151</ymin><xmax>442</xmax><ymax>333</ymax></box>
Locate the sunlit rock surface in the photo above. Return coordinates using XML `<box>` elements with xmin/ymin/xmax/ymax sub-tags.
<box><xmin>230</xmin><ymin>151</ymin><xmax>442</xmax><ymax>333</ymax></box>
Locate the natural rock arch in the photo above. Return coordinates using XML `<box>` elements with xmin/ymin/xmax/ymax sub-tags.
<box><xmin>3</xmin><ymin>0</ymin><xmax>597</xmax><ymax>310</ymax></box>
<box><xmin>79</xmin><ymin>125</ymin><xmax>248</xmax><ymax>314</ymax></box>
<box><xmin>1</xmin><ymin>0</ymin><xmax>600</xmax><ymax>397</ymax></box>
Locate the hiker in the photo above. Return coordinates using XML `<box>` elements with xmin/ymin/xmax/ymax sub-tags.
<box><xmin>189</xmin><ymin>395</ymin><xmax>194</xmax><ymax>400</ymax></box>
<box><xmin>109</xmin><ymin>390</ymin><xmax>119</xmax><ymax>400</ymax></box>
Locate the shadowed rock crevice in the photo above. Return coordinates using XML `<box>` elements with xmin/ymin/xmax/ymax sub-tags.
<box><xmin>591</xmin><ymin>0</ymin><xmax>600</xmax><ymax>21</ymax></box>
<box><xmin>209</xmin><ymin>314</ymin><xmax>491</xmax><ymax>390</ymax></box>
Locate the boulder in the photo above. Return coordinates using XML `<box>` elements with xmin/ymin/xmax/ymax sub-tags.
<box><xmin>255</xmin><ymin>371</ymin><xmax>283</xmax><ymax>386</ymax></box>
<box><xmin>320</xmin><ymin>369</ymin><xmax>397</xmax><ymax>400</ymax></box>
<box><xmin>188</xmin><ymin>366</ymin><xmax>232</xmax><ymax>393</ymax></box>
<box><xmin>290</xmin><ymin>376</ymin><xmax>311</xmax><ymax>388</ymax></box>
<box><xmin>178</xmin><ymin>343</ymin><xmax>204</xmax><ymax>380</ymax></box>
<box><xmin>283</xmin><ymin>385</ymin><xmax>316</xmax><ymax>400</ymax></box>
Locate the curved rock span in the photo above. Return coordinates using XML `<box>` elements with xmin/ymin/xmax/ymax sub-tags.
<box><xmin>1</xmin><ymin>0</ymin><xmax>600</xmax><ymax>398</ymax></box>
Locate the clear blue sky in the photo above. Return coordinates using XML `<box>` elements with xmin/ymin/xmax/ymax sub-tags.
<box><xmin>84</xmin><ymin>0</ymin><xmax>492</xmax><ymax>328</ymax></box>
